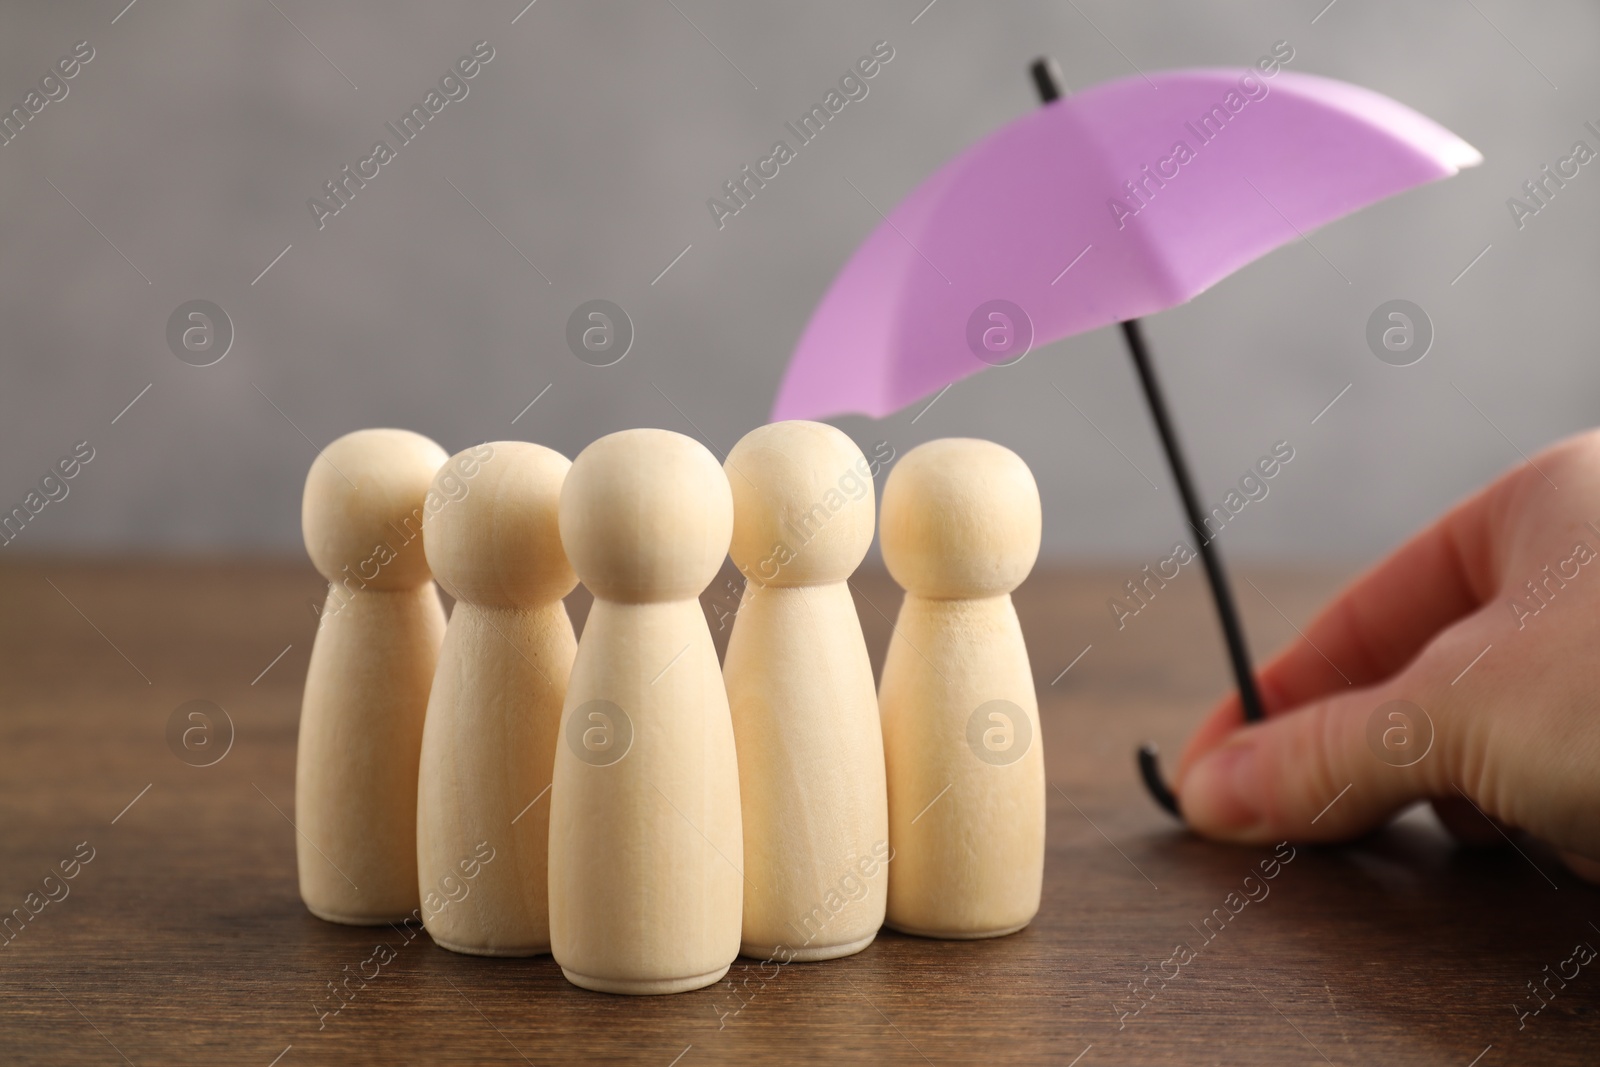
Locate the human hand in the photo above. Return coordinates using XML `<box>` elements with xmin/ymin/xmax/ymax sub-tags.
<box><xmin>1175</xmin><ymin>429</ymin><xmax>1600</xmax><ymax>879</ymax></box>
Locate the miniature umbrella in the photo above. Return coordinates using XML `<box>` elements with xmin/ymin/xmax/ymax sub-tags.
<box><xmin>771</xmin><ymin>61</ymin><xmax>1481</xmax><ymax>817</ymax></box>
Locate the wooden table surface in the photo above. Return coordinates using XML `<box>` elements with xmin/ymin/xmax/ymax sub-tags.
<box><xmin>3</xmin><ymin>559</ymin><xmax>1598</xmax><ymax>1066</ymax></box>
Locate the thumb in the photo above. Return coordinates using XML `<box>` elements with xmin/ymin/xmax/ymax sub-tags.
<box><xmin>1176</xmin><ymin>676</ymin><xmax>1447</xmax><ymax>844</ymax></box>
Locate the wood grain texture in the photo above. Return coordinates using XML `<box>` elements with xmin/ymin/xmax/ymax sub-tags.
<box><xmin>2</xmin><ymin>558</ymin><xmax>1599</xmax><ymax>1065</ymax></box>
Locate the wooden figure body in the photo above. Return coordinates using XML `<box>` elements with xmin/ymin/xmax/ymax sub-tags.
<box><xmin>548</xmin><ymin>428</ymin><xmax>742</xmax><ymax>994</ymax></box>
<box><xmin>722</xmin><ymin>421</ymin><xmax>888</xmax><ymax>961</ymax></box>
<box><xmin>297</xmin><ymin>428</ymin><xmax>449</xmax><ymax>925</ymax></box>
<box><xmin>416</xmin><ymin>441</ymin><xmax>577</xmax><ymax>955</ymax></box>
<box><xmin>877</xmin><ymin>438</ymin><xmax>1045</xmax><ymax>939</ymax></box>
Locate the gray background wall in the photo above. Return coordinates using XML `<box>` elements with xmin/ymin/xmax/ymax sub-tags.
<box><xmin>0</xmin><ymin>0</ymin><xmax>1594</xmax><ymax>562</ymax></box>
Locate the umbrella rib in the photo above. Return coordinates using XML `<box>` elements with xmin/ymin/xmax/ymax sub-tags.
<box><xmin>842</xmin><ymin>176</ymin><xmax>952</xmax><ymax>284</ymax></box>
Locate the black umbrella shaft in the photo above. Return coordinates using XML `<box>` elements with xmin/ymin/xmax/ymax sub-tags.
<box><xmin>1120</xmin><ymin>319</ymin><xmax>1265</xmax><ymax>724</ymax></box>
<box><xmin>1030</xmin><ymin>55</ymin><xmax>1263</xmax><ymax>731</ymax></box>
<box><xmin>1030</xmin><ymin>57</ymin><xmax>1064</xmax><ymax>102</ymax></box>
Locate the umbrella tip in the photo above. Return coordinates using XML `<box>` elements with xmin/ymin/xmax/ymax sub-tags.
<box><xmin>1030</xmin><ymin>57</ymin><xmax>1065</xmax><ymax>103</ymax></box>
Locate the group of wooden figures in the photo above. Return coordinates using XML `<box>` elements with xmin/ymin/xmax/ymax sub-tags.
<box><xmin>295</xmin><ymin>421</ymin><xmax>1045</xmax><ymax>995</ymax></box>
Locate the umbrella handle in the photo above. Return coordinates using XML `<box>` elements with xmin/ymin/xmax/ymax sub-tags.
<box><xmin>1030</xmin><ymin>57</ymin><xmax>1265</xmax><ymax>819</ymax></box>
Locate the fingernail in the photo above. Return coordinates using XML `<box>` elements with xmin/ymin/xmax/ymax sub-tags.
<box><xmin>1182</xmin><ymin>743</ymin><xmax>1264</xmax><ymax>836</ymax></box>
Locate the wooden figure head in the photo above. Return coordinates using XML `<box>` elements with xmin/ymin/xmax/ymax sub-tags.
<box><xmin>724</xmin><ymin>420</ymin><xmax>875</xmax><ymax>587</ymax></box>
<box><xmin>301</xmin><ymin>428</ymin><xmax>448</xmax><ymax>591</ymax></box>
<box><xmin>880</xmin><ymin>437</ymin><xmax>1041</xmax><ymax>599</ymax></box>
<box><xmin>423</xmin><ymin>441</ymin><xmax>577</xmax><ymax>609</ymax></box>
<box><xmin>559</xmin><ymin>428</ymin><xmax>733</xmax><ymax>603</ymax></box>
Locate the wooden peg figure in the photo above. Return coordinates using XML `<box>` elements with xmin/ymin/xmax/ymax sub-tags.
<box><xmin>297</xmin><ymin>428</ymin><xmax>449</xmax><ymax>925</ymax></box>
<box><xmin>877</xmin><ymin>437</ymin><xmax>1045</xmax><ymax>938</ymax></box>
<box><xmin>548</xmin><ymin>428</ymin><xmax>742</xmax><ymax>994</ymax></box>
<box><xmin>416</xmin><ymin>441</ymin><xmax>578</xmax><ymax>955</ymax></box>
<box><xmin>722</xmin><ymin>421</ymin><xmax>889</xmax><ymax>961</ymax></box>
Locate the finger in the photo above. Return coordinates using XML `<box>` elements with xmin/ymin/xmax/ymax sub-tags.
<box><xmin>1176</xmin><ymin>486</ymin><xmax>1499</xmax><ymax>781</ymax></box>
<box><xmin>1176</xmin><ymin>678</ymin><xmax>1441</xmax><ymax>844</ymax></box>
<box><xmin>1256</xmin><ymin>501</ymin><xmax>1494</xmax><ymax>704</ymax></box>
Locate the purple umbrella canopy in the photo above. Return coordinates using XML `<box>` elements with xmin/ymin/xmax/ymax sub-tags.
<box><xmin>774</xmin><ymin>62</ymin><xmax>1481</xmax><ymax>818</ymax></box>
<box><xmin>773</xmin><ymin>67</ymin><xmax>1481</xmax><ymax>422</ymax></box>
